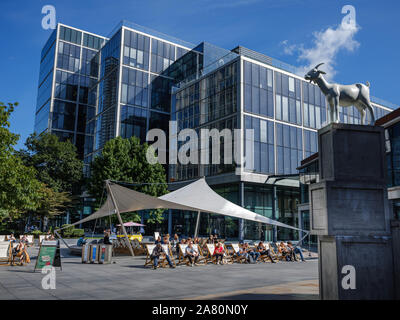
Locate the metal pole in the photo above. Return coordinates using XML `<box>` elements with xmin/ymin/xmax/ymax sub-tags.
<box><xmin>239</xmin><ymin>182</ymin><xmax>245</xmax><ymax>241</ymax></box>
<box><xmin>106</xmin><ymin>180</ymin><xmax>135</xmax><ymax>257</ymax></box>
<box><xmin>272</xmin><ymin>185</ymin><xmax>278</xmax><ymax>243</ymax></box>
<box><xmin>194</xmin><ymin>211</ymin><xmax>201</xmax><ymax>238</ymax></box>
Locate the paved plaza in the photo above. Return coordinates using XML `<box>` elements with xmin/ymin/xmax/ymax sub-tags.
<box><xmin>0</xmin><ymin>246</ymin><xmax>319</xmax><ymax>300</ymax></box>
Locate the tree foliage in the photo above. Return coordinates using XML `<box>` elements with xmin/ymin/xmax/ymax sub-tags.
<box><xmin>89</xmin><ymin>136</ymin><xmax>168</xmax><ymax>224</ymax></box>
<box><xmin>19</xmin><ymin>132</ymin><xmax>83</xmax><ymax>194</ymax></box>
<box><xmin>0</xmin><ymin>102</ymin><xmax>43</xmax><ymax>221</ymax></box>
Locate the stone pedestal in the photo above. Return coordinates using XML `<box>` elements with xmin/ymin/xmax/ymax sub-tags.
<box><xmin>310</xmin><ymin>123</ymin><xmax>395</xmax><ymax>299</ymax></box>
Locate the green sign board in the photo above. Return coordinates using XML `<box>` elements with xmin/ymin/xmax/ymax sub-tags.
<box><xmin>34</xmin><ymin>241</ymin><xmax>61</xmax><ymax>271</ymax></box>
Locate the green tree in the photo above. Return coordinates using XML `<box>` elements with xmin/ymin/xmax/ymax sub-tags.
<box><xmin>0</xmin><ymin>102</ymin><xmax>42</xmax><ymax>221</ymax></box>
<box><xmin>89</xmin><ymin>136</ymin><xmax>168</xmax><ymax>224</ymax></box>
<box><xmin>33</xmin><ymin>185</ymin><xmax>74</xmax><ymax>230</ymax></box>
<box><xmin>19</xmin><ymin>132</ymin><xmax>83</xmax><ymax>194</ymax></box>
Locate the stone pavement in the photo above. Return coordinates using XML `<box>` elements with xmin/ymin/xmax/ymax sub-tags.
<box><xmin>0</xmin><ymin>246</ymin><xmax>319</xmax><ymax>300</ymax></box>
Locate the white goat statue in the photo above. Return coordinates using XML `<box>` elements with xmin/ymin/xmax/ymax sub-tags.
<box><xmin>304</xmin><ymin>63</ymin><xmax>375</xmax><ymax>125</ymax></box>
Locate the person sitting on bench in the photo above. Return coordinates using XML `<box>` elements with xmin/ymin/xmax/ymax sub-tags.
<box><xmin>213</xmin><ymin>242</ymin><xmax>225</xmax><ymax>265</ymax></box>
<box><xmin>207</xmin><ymin>235</ymin><xmax>214</xmax><ymax>244</ymax></box>
<box><xmin>257</xmin><ymin>241</ymin><xmax>276</xmax><ymax>263</ymax></box>
<box><xmin>287</xmin><ymin>241</ymin><xmax>306</xmax><ymax>262</ymax></box>
<box><xmin>151</xmin><ymin>243</ymin><xmax>175</xmax><ymax>269</ymax></box>
<box><xmin>185</xmin><ymin>241</ymin><xmax>199</xmax><ymax>266</ymax></box>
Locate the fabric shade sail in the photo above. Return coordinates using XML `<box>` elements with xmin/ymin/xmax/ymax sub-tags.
<box><xmin>66</xmin><ymin>178</ymin><xmax>301</xmax><ymax>231</ymax></box>
<box><xmin>159</xmin><ymin>178</ymin><xmax>301</xmax><ymax>231</ymax></box>
<box><xmin>63</xmin><ymin>182</ymin><xmax>194</xmax><ymax>228</ymax></box>
<box><xmin>117</xmin><ymin>222</ymin><xmax>146</xmax><ymax>227</ymax></box>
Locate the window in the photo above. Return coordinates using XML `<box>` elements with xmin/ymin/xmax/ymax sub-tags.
<box><xmin>123</xmin><ymin>30</ymin><xmax>150</xmax><ymax>70</ymax></box>
<box><xmin>289</xmin><ymin>77</ymin><xmax>295</xmax><ymax>92</ymax></box>
<box><xmin>59</xmin><ymin>26</ymin><xmax>82</xmax><ymax>45</ymax></box>
<box><xmin>282</xmin><ymin>96</ymin><xmax>289</xmax><ymax>122</ymax></box>
<box><xmin>275</xmin><ymin>94</ymin><xmax>282</xmax><ymax>120</ymax></box>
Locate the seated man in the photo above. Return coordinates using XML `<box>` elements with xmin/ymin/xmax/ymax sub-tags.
<box><xmin>213</xmin><ymin>242</ymin><xmax>225</xmax><ymax>265</ymax></box>
<box><xmin>257</xmin><ymin>241</ymin><xmax>276</xmax><ymax>263</ymax></box>
<box><xmin>185</xmin><ymin>241</ymin><xmax>199</xmax><ymax>266</ymax></box>
<box><xmin>151</xmin><ymin>243</ymin><xmax>175</xmax><ymax>269</ymax></box>
<box><xmin>244</xmin><ymin>243</ymin><xmax>260</xmax><ymax>262</ymax></box>
<box><xmin>287</xmin><ymin>241</ymin><xmax>306</xmax><ymax>262</ymax></box>
<box><xmin>236</xmin><ymin>244</ymin><xmax>249</xmax><ymax>262</ymax></box>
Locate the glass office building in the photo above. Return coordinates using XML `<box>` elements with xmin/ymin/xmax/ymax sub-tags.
<box><xmin>35</xmin><ymin>21</ymin><xmax>396</xmax><ymax>240</ymax></box>
<box><xmin>34</xmin><ymin>24</ymin><xmax>106</xmax><ymax>160</ymax></box>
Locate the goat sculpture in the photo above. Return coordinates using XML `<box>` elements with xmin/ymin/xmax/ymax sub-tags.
<box><xmin>304</xmin><ymin>63</ymin><xmax>375</xmax><ymax>125</ymax></box>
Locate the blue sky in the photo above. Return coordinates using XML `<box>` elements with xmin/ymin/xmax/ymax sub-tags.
<box><xmin>1</xmin><ymin>0</ymin><xmax>399</xmax><ymax>150</ymax></box>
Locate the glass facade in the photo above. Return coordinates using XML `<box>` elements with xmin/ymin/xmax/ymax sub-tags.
<box><xmin>386</xmin><ymin>121</ymin><xmax>400</xmax><ymax>187</ymax></box>
<box><xmin>34</xmin><ymin>24</ymin><xmax>105</xmax><ymax>163</ymax></box>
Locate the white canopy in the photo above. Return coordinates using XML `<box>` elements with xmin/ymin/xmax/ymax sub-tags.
<box><xmin>66</xmin><ymin>178</ymin><xmax>301</xmax><ymax>231</ymax></box>
<box><xmin>160</xmin><ymin>178</ymin><xmax>300</xmax><ymax>231</ymax></box>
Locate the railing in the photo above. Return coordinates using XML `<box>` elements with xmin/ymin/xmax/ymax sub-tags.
<box><xmin>371</xmin><ymin>96</ymin><xmax>399</xmax><ymax>110</ymax></box>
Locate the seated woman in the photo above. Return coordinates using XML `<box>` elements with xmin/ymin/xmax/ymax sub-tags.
<box><xmin>278</xmin><ymin>242</ymin><xmax>292</xmax><ymax>261</ymax></box>
<box><xmin>213</xmin><ymin>242</ymin><xmax>225</xmax><ymax>265</ymax></box>
<box><xmin>12</xmin><ymin>242</ymin><xmax>30</xmax><ymax>265</ymax></box>
<box><xmin>257</xmin><ymin>241</ymin><xmax>276</xmax><ymax>263</ymax></box>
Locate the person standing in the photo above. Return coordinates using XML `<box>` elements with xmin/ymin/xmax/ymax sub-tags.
<box><xmin>103</xmin><ymin>230</ymin><xmax>111</xmax><ymax>245</ymax></box>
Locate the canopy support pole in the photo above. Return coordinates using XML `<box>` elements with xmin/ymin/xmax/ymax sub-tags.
<box><xmin>106</xmin><ymin>180</ymin><xmax>135</xmax><ymax>257</ymax></box>
<box><xmin>194</xmin><ymin>211</ymin><xmax>201</xmax><ymax>238</ymax></box>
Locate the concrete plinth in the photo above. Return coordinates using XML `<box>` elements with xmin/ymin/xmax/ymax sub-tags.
<box><xmin>310</xmin><ymin>123</ymin><xmax>396</xmax><ymax>299</ymax></box>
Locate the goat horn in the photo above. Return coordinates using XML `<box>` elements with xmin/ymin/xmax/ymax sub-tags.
<box><xmin>315</xmin><ymin>63</ymin><xmax>324</xmax><ymax>69</ymax></box>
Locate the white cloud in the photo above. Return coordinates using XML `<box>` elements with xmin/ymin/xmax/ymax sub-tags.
<box><xmin>281</xmin><ymin>20</ymin><xmax>360</xmax><ymax>80</ymax></box>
